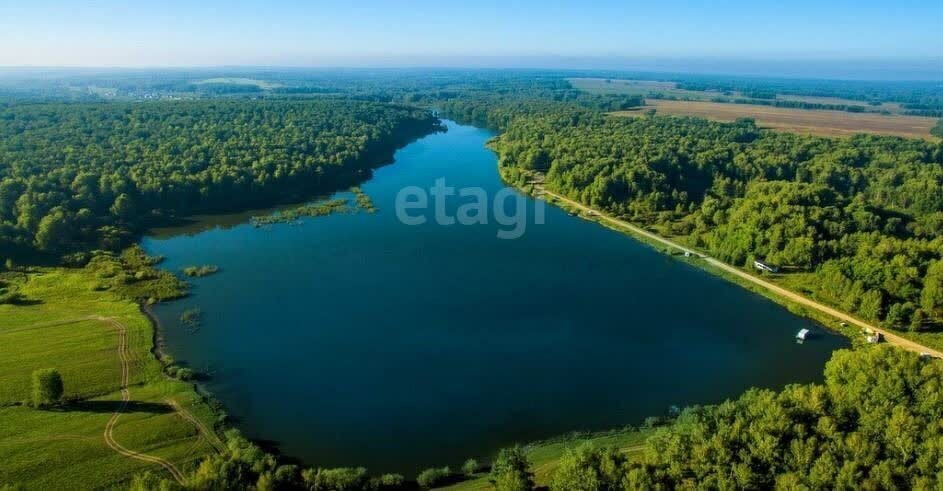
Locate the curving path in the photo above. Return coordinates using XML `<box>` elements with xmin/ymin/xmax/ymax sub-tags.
<box><xmin>15</xmin><ymin>314</ymin><xmax>215</xmax><ymax>483</ymax></box>
<box><xmin>536</xmin><ymin>186</ymin><xmax>943</xmax><ymax>359</ymax></box>
<box><xmin>166</xmin><ymin>398</ymin><xmax>227</xmax><ymax>454</ymax></box>
<box><xmin>97</xmin><ymin>316</ymin><xmax>187</xmax><ymax>484</ymax></box>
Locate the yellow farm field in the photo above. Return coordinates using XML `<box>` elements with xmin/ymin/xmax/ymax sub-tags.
<box><xmin>615</xmin><ymin>99</ymin><xmax>938</xmax><ymax>139</ymax></box>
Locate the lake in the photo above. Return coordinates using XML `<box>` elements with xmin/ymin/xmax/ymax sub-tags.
<box><xmin>143</xmin><ymin>120</ymin><xmax>848</xmax><ymax>474</ymax></box>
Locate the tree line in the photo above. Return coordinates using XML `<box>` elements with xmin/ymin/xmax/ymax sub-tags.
<box><xmin>477</xmin><ymin>105</ymin><xmax>943</xmax><ymax>334</ymax></box>
<box><xmin>125</xmin><ymin>346</ymin><xmax>943</xmax><ymax>490</ymax></box>
<box><xmin>548</xmin><ymin>346</ymin><xmax>943</xmax><ymax>489</ymax></box>
<box><xmin>0</xmin><ymin>99</ymin><xmax>440</xmax><ymax>260</ymax></box>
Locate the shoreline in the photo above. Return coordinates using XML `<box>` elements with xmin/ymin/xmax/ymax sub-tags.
<box><xmin>139</xmin><ymin>118</ymin><xmax>866</xmax><ymax>476</ymax></box>
<box><xmin>132</xmin><ymin>119</ymin><xmax>450</xmax><ymax>471</ymax></box>
<box><xmin>499</xmin><ymin>165</ymin><xmax>943</xmax><ymax>358</ymax></box>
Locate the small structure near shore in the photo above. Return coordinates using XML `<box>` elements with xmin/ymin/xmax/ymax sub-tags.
<box><xmin>862</xmin><ymin>327</ymin><xmax>883</xmax><ymax>344</ymax></box>
<box><xmin>754</xmin><ymin>259</ymin><xmax>779</xmax><ymax>273</ymax></box>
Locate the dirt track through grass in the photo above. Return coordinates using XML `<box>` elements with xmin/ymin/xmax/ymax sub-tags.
<box><xmin>98</xmin><ymin>316</ymin><xmax>187</xmax><ymax>484</ymax></box>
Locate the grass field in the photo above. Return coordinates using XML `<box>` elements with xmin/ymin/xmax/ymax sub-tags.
<box><xmin>0</xmin><ymin>318</ymin><xmax>121</xmax><ymax>403</ymax></box>
<box><xmin>0</xmin><ymin>269</ymin><xmax>220</xmax><ymax>488</ymax></box>
<box><xmin>192</xmin><ymin>77</ymin><xmax>282</xmax><ymax>89</ymax></box>
<box><xmin>569</xmin><ymin>77</ymin><xmax>903</xmax><ymax>111</ymax></box>
<box><xmin>437</xmin><ymin>429</ymin><xmax>653</xmax><ymax>490</ymax></box>
<box><xmin>613</xmin><ymin>99</ymin><xmax>939</xmax><ymax>139</ymax></box>
<box><xmin>568</xmin><ymin>77</ymin><xmax>719</xmax><ymax>100</ymax></box>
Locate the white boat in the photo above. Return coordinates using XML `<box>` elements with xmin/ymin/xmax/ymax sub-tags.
<box><xmin>796</xmin><ymin>329</ymin><xmax>810</xmax><ymax>341</ymax></box>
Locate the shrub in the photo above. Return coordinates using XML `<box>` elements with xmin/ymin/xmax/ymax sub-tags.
<box><xmin>489</xmin><ymin>447</ymin><xmax>533</xmax><ymax>491</ymax></box>
<box><xmin>462</xmin><ymin>458</ymin><xmax>481</xmax><ymax>476</ymax></box>
<box><xmin>31</xmin><ymin>368</ymin><xmax>64</xmax><ymax>407</ymax></box>
<box><xmin>416</xmin><ymin>466</ymin><xmax>452</xmax><ymax>489</ymax></box>
<box><xmin>256</xmin><ymin>465</ymin><xmax>301</xmax><ymax>491</ymax></box>
<box><xmin>302</xmin><ymin>467</ymin><xmax>368</xmax><ymax>491</ymax></box>
<box><xmin>550</xmin><ymin>444</ymin><xmax>627</xmax><ymax>491</ymax></box>
<box><xmin>372</xmin><ymin>473</ymin><xmax>406</xmax><ymax>489</ymax></box>
<box><xmin>128</xmin><ymin>471</ymin><xmax>177</xmax><ymax>491</ymax></box>
<box><xmin>175</xmin><ymin>368</ymin><xmax>196</xmax><ymax>381</ymax></box>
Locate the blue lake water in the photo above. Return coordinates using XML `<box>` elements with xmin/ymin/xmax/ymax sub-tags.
<box><xmin>143</xmin><ymin>120</ymin><xmax>848</xmax><ymax>473</ymax></box>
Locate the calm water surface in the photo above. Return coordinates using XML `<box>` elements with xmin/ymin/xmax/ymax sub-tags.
<box><xmin>143</xmin><ymin>120</ymin><xmax>848</xmax><ymax>473</ymax></box>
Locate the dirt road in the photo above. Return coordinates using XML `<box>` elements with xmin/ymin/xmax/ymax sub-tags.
<box><xmin>538</xmin><ymin>188</ymin><xmax>943</xmax><ymax>359</ymax></box>
<box><xmin>98</xmin><ymin>316</ymin><xmax>187</xmax><ymax>484</ymax></box>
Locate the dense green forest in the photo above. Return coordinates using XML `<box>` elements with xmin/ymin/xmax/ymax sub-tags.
<box><xmin>0</xmin><ymin>68</ymin><xmax>646</xmax><ymax>111</ymax></box>
<box><xmin>3</xmin><ymin>70</ymin><xmax>943</xmax><ymax>489</ymax></box>
<box><xmin>476</xmin><ymin>106</ymin><xmax>943</xmax><ymax>333</ymax></box>
<box><xmin>550</xmin><ymin>346</ymin><xmax>943</xmax><ymax>490</ymax></box>
<box><xmin>0</xmin><ymin>99</ymin><xmax>440</xmax><ymax>259</ymax></box>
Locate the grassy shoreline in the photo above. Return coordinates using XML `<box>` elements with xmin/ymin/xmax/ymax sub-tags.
<box><xmin>0</xmin><ymin>266</ymin><xmax>222</xmax><ymax>488</ymax></box>
<box><xmin>499</xmin><ymin>164</ymin><xmax>904</xmax><ymax>350</ymax></box>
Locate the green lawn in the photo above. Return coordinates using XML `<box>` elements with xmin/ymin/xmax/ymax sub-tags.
<box><xmin>0</xmin><ymin>269</ymin><xmax>220</xmax><ymax>488</ymax></box>
<box><xmin>0</xmin><ymin>319</ymin><xmax>120</xmax><ymax>403</ymax></box>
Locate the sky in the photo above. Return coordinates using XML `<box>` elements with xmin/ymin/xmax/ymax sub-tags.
<box><xmin>1</xmin><ymin>0</ymin><xmax>941</xmax><ymax>69</ymax></box>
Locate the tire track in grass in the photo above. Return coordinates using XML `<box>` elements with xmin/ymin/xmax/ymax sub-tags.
<box><xmin>166</xmin><ymin>398</ymin><xmax>226</xmax><ymax>454</ymax></box>
<box><xmin>98</xmin><ymin>316</ymin><xmax>187</xmax><ymax>484</ymax></box>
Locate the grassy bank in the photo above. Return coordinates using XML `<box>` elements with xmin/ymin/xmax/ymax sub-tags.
<box><xmin>0</xmin><ymin>266</ymin><xmax>221</xmax><ymax>488</ymax></box>
<box><xmin>438</xmin><ymin>428</ymin><xmax>653</xmax><ymax>490</ymax></box>
<box><xmin>500</xmin><ymin>166</ymin><xmax>886</xmax><ymax>349</ymax></box>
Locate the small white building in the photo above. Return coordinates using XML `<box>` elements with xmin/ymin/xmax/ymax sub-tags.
<box><xmin>754</xmin><ymin>260</ymin><xmax>779</xmax><ymax>273</ymax></box>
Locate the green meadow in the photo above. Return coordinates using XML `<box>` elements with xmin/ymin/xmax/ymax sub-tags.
<box><xmin>0</xmin><ymin>268</ymin><xmax>220</xmax><ymax>488</ymax></box>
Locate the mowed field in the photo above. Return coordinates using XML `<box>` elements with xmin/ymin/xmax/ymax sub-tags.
<box><xmin>568</xmin><ymin>77</ymin><xmax>719</xmax><ymax>99</ymax></box>
<box><xmin>0</xmin><ymin>269</ymin><xmax>220</xmax><ymax>488</ymax></box>
<box><xmin>569</xmin><ymin>77</ymin><xmax>903</xmax><ymax>113</ymax></box>
<box><xmin>614</xmin><ymin>100</ymin><xmax>939</xmax><ymax>139</ymax></box>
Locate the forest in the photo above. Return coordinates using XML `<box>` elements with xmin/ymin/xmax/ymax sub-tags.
<box><xmin>549</xmin><ymin>346</ymin><xmax>943</xmax><ymax>490</ymax></box>
<box><xmin>0</xmin><ymin>98</ymin><xmax>440</xmax><ymax>260</ymax></box>
<box><xmin>474</xmin><ymin>104</ymin><xmax>943</xmax><ymax>334</ymax></box>
<box><xmin>3</xmin><ymin>70</ymin><xmax>943</xmax><ymax>489</ymax></box>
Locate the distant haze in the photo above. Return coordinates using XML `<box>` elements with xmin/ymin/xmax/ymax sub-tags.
<box><xmin>2</xmin><ymin>0</ymin><xmax>942</xmax><ymax>80</ymax></box>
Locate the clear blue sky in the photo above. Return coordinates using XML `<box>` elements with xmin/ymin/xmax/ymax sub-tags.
<box><xmin>1</xmin><ymin>0</ymin><xmax>940</xmax><ymax>67</ymax></box>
